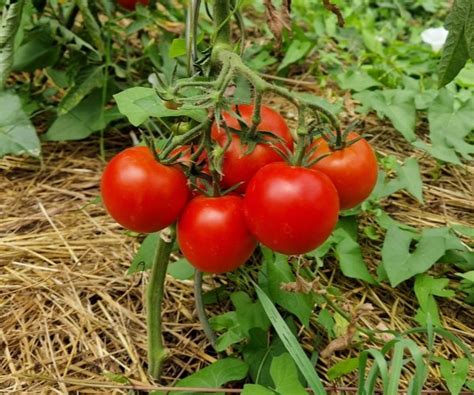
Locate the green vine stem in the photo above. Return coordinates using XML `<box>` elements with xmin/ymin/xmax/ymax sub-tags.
<box><xmin>194</xmin><ymin>270</ymin><xmax>217</xmax><ymax>348</ymax></box>
<box><xmin>147</xmin><ymin>227</ymin><xmax>176</xmax><ymax>380</ymax></box>
<box><xmin>0</xmin><ymin>0</ymin><xmax>25</xmax><ymax>90</ymax></box>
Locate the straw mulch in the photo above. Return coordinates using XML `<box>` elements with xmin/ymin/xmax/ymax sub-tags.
<box><xmin>0</xmin><ymin>95</ymin><xmax>473</xmax><ymax>393</ymax></box>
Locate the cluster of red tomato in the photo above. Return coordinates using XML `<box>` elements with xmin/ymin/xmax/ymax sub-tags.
<box><xmin>101</xmin><ymin>105</ymin><xmax>378</xmax><ymax>274</ymax></box>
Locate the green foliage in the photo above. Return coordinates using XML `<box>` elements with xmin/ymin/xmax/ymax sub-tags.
<box><xmin>0</xmin><ymin>91</ymin><xmax>40</xmax><ymax>157</ymax></box>
<box><xmin>438</xmin><ymin>357</ymin><xmax>470</xmax><ymax>395</ymax></box>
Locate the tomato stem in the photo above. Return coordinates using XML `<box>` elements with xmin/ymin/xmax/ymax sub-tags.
<box><xmin>194</xmin><ymin>270</ymin><xmax>218</xmax><ymax>348</ymax></box>
<box><xmin>147</xmin><ymin>227</ymin><xmax>176</xmax><ymax>380</ymax></box>
<box><xmin>212</xmin><ymin>0</ymin><xmax>232</xmax><ymax>48</ymax></box>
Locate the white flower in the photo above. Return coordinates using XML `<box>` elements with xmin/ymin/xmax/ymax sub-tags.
<box><xmin>421</xmin><ymin>27</ymin><xmax>449</xmax><ymax>51</ymax></box>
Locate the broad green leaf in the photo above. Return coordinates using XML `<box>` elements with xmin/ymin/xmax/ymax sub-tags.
<box><xmin>327</xmin><ymin>357</ymin><xmax>359</xmax><ymax>380</ymax></box>
<box><xmin>317</xmin><ymin>308</ymin><xmax>335</xmax><ymax>338</ymax></box>
<box><xmin>114</xmin><ymin>87</ymin><xmax>207</xmax><ymax>126</ymax></box>
<box><xmin>354</xmin><ymin>90</ymin><xmax>416</xmax><ymax>142</ymax></box>
<box><xmin>0</xmin><ymin>91</ymin><xmax>40</xmax><ymax>157</ymax></box>
<box><xmin>264</xmin><ymin>253</ymin><xmax>313</xmax><ymax>326</ymax></box>
<box><xmin>254</xmin><ymin>283</ymin><xmax>327</xmax><ymax>395</ymax></box>
<box><xmin>337</xmin><ymin>70</ymin><xmax>381</xmax><ymax>92</ymax></box>
<box><xmin>396</xmin><ymin>157</ymin><xmax>424</xmax><ymax>203</ymax></box>
<box><xmin>427</xmin><ymin>89</ymin><xmax>474</xmax><ymax>163</ymax></box>
<box><xmin>58</xmin><ymin>66</ymin><xmax>104</xmax><ymax>115</ymax></box>
<box><xmin>167</xmin><ymin>258</ymin><xmax>194</xmax><ymax>280</ymax></box>
<box><xmin>438</xmin><ymin>0</ymin><xmax>471</xmax><ymax>87</ymax></box>
<box><xmin>439</xmin><ymin>358</ymin><xmax>469</xmax><ymax>395</ymax></box>
<box><xmin>241</xmin><ymin>384</ymin><xmax>274</xmax><ymax>395</ymax></box>
<box><xmin>334</xmin><ymin>235</ymin><xmax>376</xmax><ymax>284</ymax></box>
<box><xmin>278</xmin><ymin>39</ymin><xmax>312</xmax><ymax>70</ymax></box>
<box><xmin>382</xmin><ymin>226</ymin><xmax>447</xmax><ymax>287</ymax></box>
<box><xmin>452</xmin><ymin>224</ymin><xmax>474</xmax><ymax>238</ymax></box>
<box><xmin>44</xmin><ymin>90</ymin><xmax>122</xmax><ymax>141</ymax></box>
<box><xmin>127</xmin><ymin>233</ymin><xmax>159</xmax><ymax>274</ymax></box>
<box><xmin>12</xmin><ymin>28</ymin><xmax>60</xmax><ymax>72</ymax></box>
<box><xmin>231</xmin><ymin>292</ymin><xmax>271</xmax><ymax>337</ymax></box>
<box><xmin>455</xmin><ymin>62</ymin><xmax>474</xmax><ymax>88</ymax></box>
<box><xmin>414</xmin><ymin>274</ymin><xmax>454</xmax><ymax>326</ymax></box>
<box><xmin>270</xmin><ymin>354</ymin><xmax>307</xmax><ymax>395</ymax></box>
<box><xmin>169</xmin><ymin>38</ymin><xmax>186</xmax><ymax>58</ymax></box>
<box><xmin>456</xmin><ymin>271</ymin><xmax>474</xmax><ymax>282</ymax></box>
<box><xmin>173</xmin><ymin>358</ymin><xmax>248</xmax><ymax>394</ymax></box>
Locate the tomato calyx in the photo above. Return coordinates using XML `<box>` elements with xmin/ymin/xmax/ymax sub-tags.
<box><xmin>319</xmin><ymin>121</ymin><xmax>363</xmax><ymax>151</ymax></box>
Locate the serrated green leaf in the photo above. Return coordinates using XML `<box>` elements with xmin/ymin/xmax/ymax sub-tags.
<box><xmin>114</xmin><ymin>87</ymin><xmax>207</xmax><ymax>126</ymax></box>
<box><xmin>438</xmin><ymin>0</ymin><xmax>471</xmax><ymax>87</ymax></box>
<box><xmin>0</xmin><ymin>91</ymin><xmax>40</xmax><ymax>157</ymax></box>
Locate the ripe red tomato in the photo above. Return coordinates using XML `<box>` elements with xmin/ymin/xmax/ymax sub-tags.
<box><xmin>310</xmin><ymin>132</ymin><xmax>378</xmax><ymax>210</ymax></box>
<box><xmin>177</xmin><ymin>195</ymin><xmax>257</xmax><ymax>273</ymax></box>
<box><xmin>244</xmin><ymin>162</ymin><xmax>339</xmax><ymax>255</ymax></box>
<box><xmin>101</xmin><ymin>146</ymin><xmax>190</xmax><ymax>233</ymax></box>
<box><xmin>211</xmin><ymin>104</ymin><xmax>293</xmax><ymax>193</ymax></box>
<box><xmin>117</xmin><ymin>0</ymin><xmax>149</xmax><ymax>10</ymax></box>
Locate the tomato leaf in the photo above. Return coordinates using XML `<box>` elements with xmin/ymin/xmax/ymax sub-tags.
<box><xmin>438</xmin><ymin>0</ymin><xmax>471</xmax><ymax>87</ymax></box>
<box><xmin>128</xmin><ymin>233</ymin><xmax>160</xmax><ymax>274</ymax></box>
<box><xmin>114</xmin><ymin>87</ymin><xmax>207</xmax><ymax>126</ymax></box>
<box><xmin>0</xmin><ymin>91</ymin><xmax>41</xmax><ymax>158</ymax></box>
<box><xmin>167</xmin><ymin>258</ymin><xmax>194</xmax><ymax>280</ymax></box>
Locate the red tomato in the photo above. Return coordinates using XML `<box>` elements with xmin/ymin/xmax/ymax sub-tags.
<box><xmin>101</xmin><ymin>146</ymin><xmax>190</xmax><ymax>233</ymax></box>
<box><xmin>310</xmin><ymin>132</ymin><xmax>378</xmax><ymax>210</ymax></box>
<box><xmin>117</xmin><ymin>0</ymin><xmax>149</xmax><ymax>10</ymax></box>
<box><xmin>244</xmin><ymin>162</ymin><xmax>339</xmax><ymax>255</ymax></box>
<box><xmin>177</xmin><ymin>195</ymin><xmax>257</xmax><ymax>273</ymax></box>
<box><xmin>211</xmin><ymin>104</ymin><xmax>293</xmax><ymax>193</ymax></box>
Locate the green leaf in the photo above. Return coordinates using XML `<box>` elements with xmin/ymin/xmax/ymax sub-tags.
<box><xmin>317</xmin><ymin>308</ymin><xmax>335</xmax><ymax>338</ymax></box>
<box><xmin>278</xmin><ymin>39</ymin><xmax>312</xmax><ymax>70</ymax></box>
<box><xmin>414</xmin><ymin>274</ymin><xmax>454</xmax><ymax>326</ymax></box>
<box><xmin>396</xmin><ymin>157</ymin><xmax>424</xmax><ymax>203</ymax></box>
<box><xmin>167</xmin><ymin>258</ymin><xmax>195</xmax><ymax>280</ymax></box>
<box><xmin>58</xmin><ymin>66</ymin><xmax>104</xmax><ymax>115</ymax></box>
<box><xmin>439</xmin><ymin>358</ymin><xmax>469</xmax><ymax>395</ymax></box>
<box><xmin>0</xmin><ymin>91</ymin><xmax>40</xmax><ymax>157</ymax></box>
<box><xmin>241</xmin><ymin>384</ymin><xmax>274</xmax><ymax>395</ymax></box>
<box><xmin>169</xmin><ymin>38</ymin><xmax>187</xmax><ymax>58</ymax></box>
<box><xmin>354</xmin><ymin>90</ymin><xmax>416</xmax><ymax>142</ymax></box>
<box><xmin>294</xmin><ymin>92</ymin><xmax>342</xmax><ymax>115</ymax></box>
<box><xmin>327</xmin><ymin>357</ymin><xmax>359</xmax><ymax>380</ymax></box>
<box><xmin>456</xmin><ymin>271</ymin><xmax>474</xmax><ymax>282</ymax></box>
<box><xmin>426</xmin><ymin>89</ymin><xmax>474</xmax><ymax>163</ymax></box>
<box><xmin>254</xmin><ymin>282</ymin><xmax>327</xmax><ymax>395</ymax></box>
<box><xmin>173</xmin><ymin>358</ymin><xmax>248</xmax><ymax>394</ymax></box>
<box><xmin>264</xmin><ymin>253</ymin><xmax>313</xmax><ymax>326</ymax></box>
<box><xmin>231</xmin><ymin>292</ymin><xmax>271</xmax><ymax>337</ymax></box>
<box><xmin>382</xmin><ymin>226</ymin><xmax>447</xmax><ymax>287</ymax></box>
<box><xmin>76</xmin><ymin>0</ymin><xmax>105</xmax><ymax>53</ymax></box>
<box><xmin>337</xmin><ymin>70</ymin><xmax>381</xmax><ymax>92</ymax></box>
<box><xmin>127</xmin><ymin>233</ymin><xmax>159</xmax><ymax>275</ymax></box>
<box><xmin>13</xmin><ymin>28</ymin><xmax>60</xmax><ymax>72</ymax></box>
<box><xmin>44</xmin><ymin>90</ymin><xmax>121</xmax><ymax>141</ymax></box>
<box><xmin>438</xmin><ymin>0</ymin><xmax>471</xmax><ymax>87</ymax></box>
<box><xmin>114</xmin><ymin>87</ymin><xmax>207</xmax><ymax>126</ymax></box>
<box><xmin>270</xmin><ymin>354</ymin><xmax>307</xmax><ymax>395</ymax></box>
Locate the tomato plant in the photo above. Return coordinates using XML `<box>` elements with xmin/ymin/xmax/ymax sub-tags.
<box><xmin>309</xmin><ymin>132</ymin><xmax>378</xmax><ymax>210</ymax></box>
<box><xmin>211</xmin><ymin>105</ymin><xmax>294</xmax><ymax>193</ymax></box>
<box><xmin>117</xmin><ymin>0</ymin><xmax>149</xmax><ymax>10</ymax></box>
<box><xmin>177</xmin><ymin>195</ymin><xmax>257</xmax><ymax>273</ymax></box>
<box><xmin>244</xmin><ymin>162</ymin><xmax>340</xmax><ymax>255</ymax></box>
<box><xmin>101</xmin><ymin>146</ymin><xmax>190</xmax><ymax>233</ymax></box>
